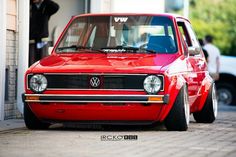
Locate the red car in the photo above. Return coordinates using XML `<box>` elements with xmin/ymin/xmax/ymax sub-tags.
<box><xmin>22</xmin><ymin>13</ymin><xmax>218</xmax><ymax>131</ymax></box>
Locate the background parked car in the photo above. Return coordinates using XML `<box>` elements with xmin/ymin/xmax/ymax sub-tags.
<box><xmin>216</xmin><ymin>55</ymin><xmax>236</xmax><ymax>106</ymax></box>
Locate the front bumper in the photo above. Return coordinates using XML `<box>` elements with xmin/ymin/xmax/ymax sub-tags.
<box><xmin>22</xmin><ymin>93</ymin><xmax>169</xmax><ymax>104</ymax></box>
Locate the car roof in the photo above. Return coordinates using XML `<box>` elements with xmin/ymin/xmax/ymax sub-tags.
<box><xmin>73</xmin><ymin>13</ymin><xmax>189</xmax><ymax>22</ymax></box>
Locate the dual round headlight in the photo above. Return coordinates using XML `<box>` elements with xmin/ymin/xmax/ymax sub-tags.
<box><xmin>29</xmin><ymin>74</ymin><xmax>47</xmax><ymax>93</ymax></box>
<box><xmin>143</xmin><ymin>75</ymin><xmax>162</xmax><ymax>94</ymax></box>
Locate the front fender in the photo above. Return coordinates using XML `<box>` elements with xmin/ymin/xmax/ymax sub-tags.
<box><xmin>158</xmin><ymin>74</ymin><xmax>186</xmax><ymax>122</ymax></box>
<box><xmin>191</xmin><ymin>73</ymin><xmax>213</xmax><ymax>112</ymax></box>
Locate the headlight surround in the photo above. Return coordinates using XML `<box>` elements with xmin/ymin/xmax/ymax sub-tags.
<box><xmin>143</xmin><ymin>75</ymin><xmax>162</xmax><ymax>94</ymax></box>
<box><xmin>29</xmin><ymin>74</ymin><xmax>47</xmax><ymax>93</ymax></box>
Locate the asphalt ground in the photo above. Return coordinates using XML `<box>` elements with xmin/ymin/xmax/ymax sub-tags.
<box><xmin>0</xmin><ymin>104</ymin><xmax>235</xmax><ymax>157</ymax></box>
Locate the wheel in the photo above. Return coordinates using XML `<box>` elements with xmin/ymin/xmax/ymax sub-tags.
<box><xmin>216</xmin><ymin>82</ymin><xmax>236</xmax><ymax>106</ymax></box>
<box><xmin>193</xmin><ymin>83</ymin><xmax>218</xmax><ymax>123</ymax></box>
<box><xmin>24</xmin><ymin>103</ymin><xmax>50</xmax><ymax>130</ymax></box>
<box><xmin>164</xmin><ymin>85</ymin><xmax>190</xmax><ymax>131</ymax></box>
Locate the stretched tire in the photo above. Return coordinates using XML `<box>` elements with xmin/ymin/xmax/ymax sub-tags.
<box><xmin>165</xmin><ymin>85</ymin><xmax>190</xmax><ymax>131</ymax></box>
<box><xmin>24</xmin><ymin>103</ymin><xmax>50</xmax><ymax>130</ymax></box>
<box><xmin>193</xmin><ymin>83</ymin><xmax>218</xmax><ymax>123</ymax></box>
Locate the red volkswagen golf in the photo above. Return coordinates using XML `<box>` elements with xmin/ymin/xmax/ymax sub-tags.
<box><xmin>22</xmin><ymin>13</ymin><xmax>218</xmax><ymax>131</ymax></box>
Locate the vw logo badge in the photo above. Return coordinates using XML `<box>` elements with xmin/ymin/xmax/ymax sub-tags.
<box><xmin>90</xmin><ymin>77</ymin><xmax>100</xmax><ymax>88</ymax></box>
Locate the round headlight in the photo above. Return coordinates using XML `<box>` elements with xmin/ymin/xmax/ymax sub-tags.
<box><xmin>143</xmin><ymin>75</ymin><xmax>162</xmax><ymax>94</ymax></box>
<box><xmin>29</xmin><ymin>74</ymin><xmax>47</xmax><ymax>93</ymax></box>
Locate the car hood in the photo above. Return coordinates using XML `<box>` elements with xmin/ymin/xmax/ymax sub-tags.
<box><xmin>30</xmin><ymin>53</ymin><xmax>178</xmax><ymax>74</ymax></box>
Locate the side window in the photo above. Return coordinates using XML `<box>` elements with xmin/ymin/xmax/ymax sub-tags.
<box><xmin>185</xmin><ymin>22</ymin><xmax>200</xmax><ymax>48</ymax></box>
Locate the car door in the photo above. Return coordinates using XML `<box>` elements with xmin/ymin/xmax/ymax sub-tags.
<box><xmin>184</xmin><ymin>21</ymin><xmax>207</xmax><ymax>97</ymax></box>
<box><xmin>177</xmin><ymin>20</ymin><xmax>206</xmax><ymax>104</ymax></box>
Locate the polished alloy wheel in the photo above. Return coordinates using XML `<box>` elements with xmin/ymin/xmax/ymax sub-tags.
<box><xmin>212</xmin><ymin>84</ymin><xmax>218</xmax><ymax>118</ymax></box>
<box><xmin>184</xmin><ymin>87</ymin><xmax>190</xmax><ymax>125</ymax></box>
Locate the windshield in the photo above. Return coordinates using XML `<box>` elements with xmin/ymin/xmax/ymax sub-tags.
<box><xmin>56</xmin><ymin>15</ymin><xmax>178</xmax><ymax>54</ymax></box>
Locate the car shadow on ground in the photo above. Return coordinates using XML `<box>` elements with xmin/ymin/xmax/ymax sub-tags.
<box><xmin>36</xmin><ymin>104</ymin><xmax>236</xmax><ymax>132</ymax></box>
<box><xmin>48</xmin><ymin>122</ymin><xmax>167</xmax><ymax>132</ymax></box>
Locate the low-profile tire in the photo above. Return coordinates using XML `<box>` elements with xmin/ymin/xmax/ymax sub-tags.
<box><xmin>193</xmin><ymin>83</ymin><xmax>218</xmax><ymax>123</ymax></box>
<box><xmin>164</xmin><ymin>85</ymin><xmax>190</xmax><ymax>131</ymax></box>
<box><xmin>216</xmin><ymin>82</ymin><xmax>236</xmax><ymax>106</ymax></box>
<box><xmin>24</xmin><ymin>103</ymin><xmax>50</xmax><ymax>130</ymax></box>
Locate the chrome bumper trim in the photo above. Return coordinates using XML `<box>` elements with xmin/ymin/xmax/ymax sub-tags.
<box><xmin>22</xmin><ymin>94</ymin><xmax>169</xmax><ymax>104</ymax></box>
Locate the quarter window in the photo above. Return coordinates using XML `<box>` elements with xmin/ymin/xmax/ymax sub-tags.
<box><xmin>185</xmin><ymin>22</ymin><xmax>200</xmax><ymax>48</ymax></box>
<box><xmin>177</xmin><ymin>21</ymin><xmax>191</xmax><ymax>47</ymax></box>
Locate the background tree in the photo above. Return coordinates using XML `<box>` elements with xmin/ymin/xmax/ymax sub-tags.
<box><xmin>189</xmin><ymin>0</ymin><xmax>236</xmax><ymax>56</ymax></box>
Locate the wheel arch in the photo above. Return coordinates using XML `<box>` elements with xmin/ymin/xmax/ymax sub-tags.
<box><xmin>216</xmin><ymin>73</ymin><xmax>236</xmax><ymax>87</ymax></box>
<box><xmin>215</xmin><ymin>73</ymin><xmax>236</xmax><ymax>105</ymax></box>
<box><xmin>191</xmin><ymin>74</ymin><xmax>213</xmax><ymax>113</ymax></box>
<box><xmin>158</xmin><ymin>74</ymin><xmax>187</xmax><ymax>122</ymax></box>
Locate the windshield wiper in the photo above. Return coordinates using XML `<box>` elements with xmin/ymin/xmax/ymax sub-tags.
<box><xmin>116</xmin><ymin>46</ymin><xmax>139</xmax><ymax>51</ymax></box>
<box><xmin>57</xmin><ymin>45</ymin><xmax>91</xmax><ymax>51</ymax></box>
<box><xmin>140</xmin><ymin>48</ymin><xmax>158</xmax><ymax>54</ymax></box>
<box><xmin>57</xmin><ymin>45</ymin><xmax>158</xmax><ymax>54</ymax></box>
<box><xmin>57</xmin><ymin>45</ymin><xmax>108</xmax><ymax>54</ymax></box>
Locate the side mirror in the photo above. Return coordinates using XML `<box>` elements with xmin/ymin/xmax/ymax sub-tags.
<box><xmin>188</xmin><ymin>47</ymin><xmax>201</xmax><ymax>56</ymax></box>
<box><xmin>48</xmin><ymin>47</ymin><xmax>53</xmax><ymax>55</ymax></box>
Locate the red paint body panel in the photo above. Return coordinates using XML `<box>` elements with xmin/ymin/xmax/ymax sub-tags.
<box><xmin>29</xmin><ymin>103</ymin><xmax>163</xmax><ymax>121</ymax></box>
<box><xmin>24</xmin><ymin>13</ymin><xmax>213</xmax><ymax>124</ymax></box>
<box><xmin>31</xmin><ymin>53</ymin><xmax>177</xmax><ymax>74</ymax></box>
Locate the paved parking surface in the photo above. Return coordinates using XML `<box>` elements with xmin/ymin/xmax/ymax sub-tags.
<box><xmin>0</xmin><ymin>105</ymin><xmax>236</xmax><ymax>157</ymax></box>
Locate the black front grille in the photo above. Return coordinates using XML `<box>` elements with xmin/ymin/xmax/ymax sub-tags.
<box><xmin>28</xmin><ymin>74</ymin><xmax>164</xmax><ymax>90</ymax></box>
<box><xmin>47</xmin><ymin>75</ymin><xmax>88</xmax><ymax>89</ymax></box>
